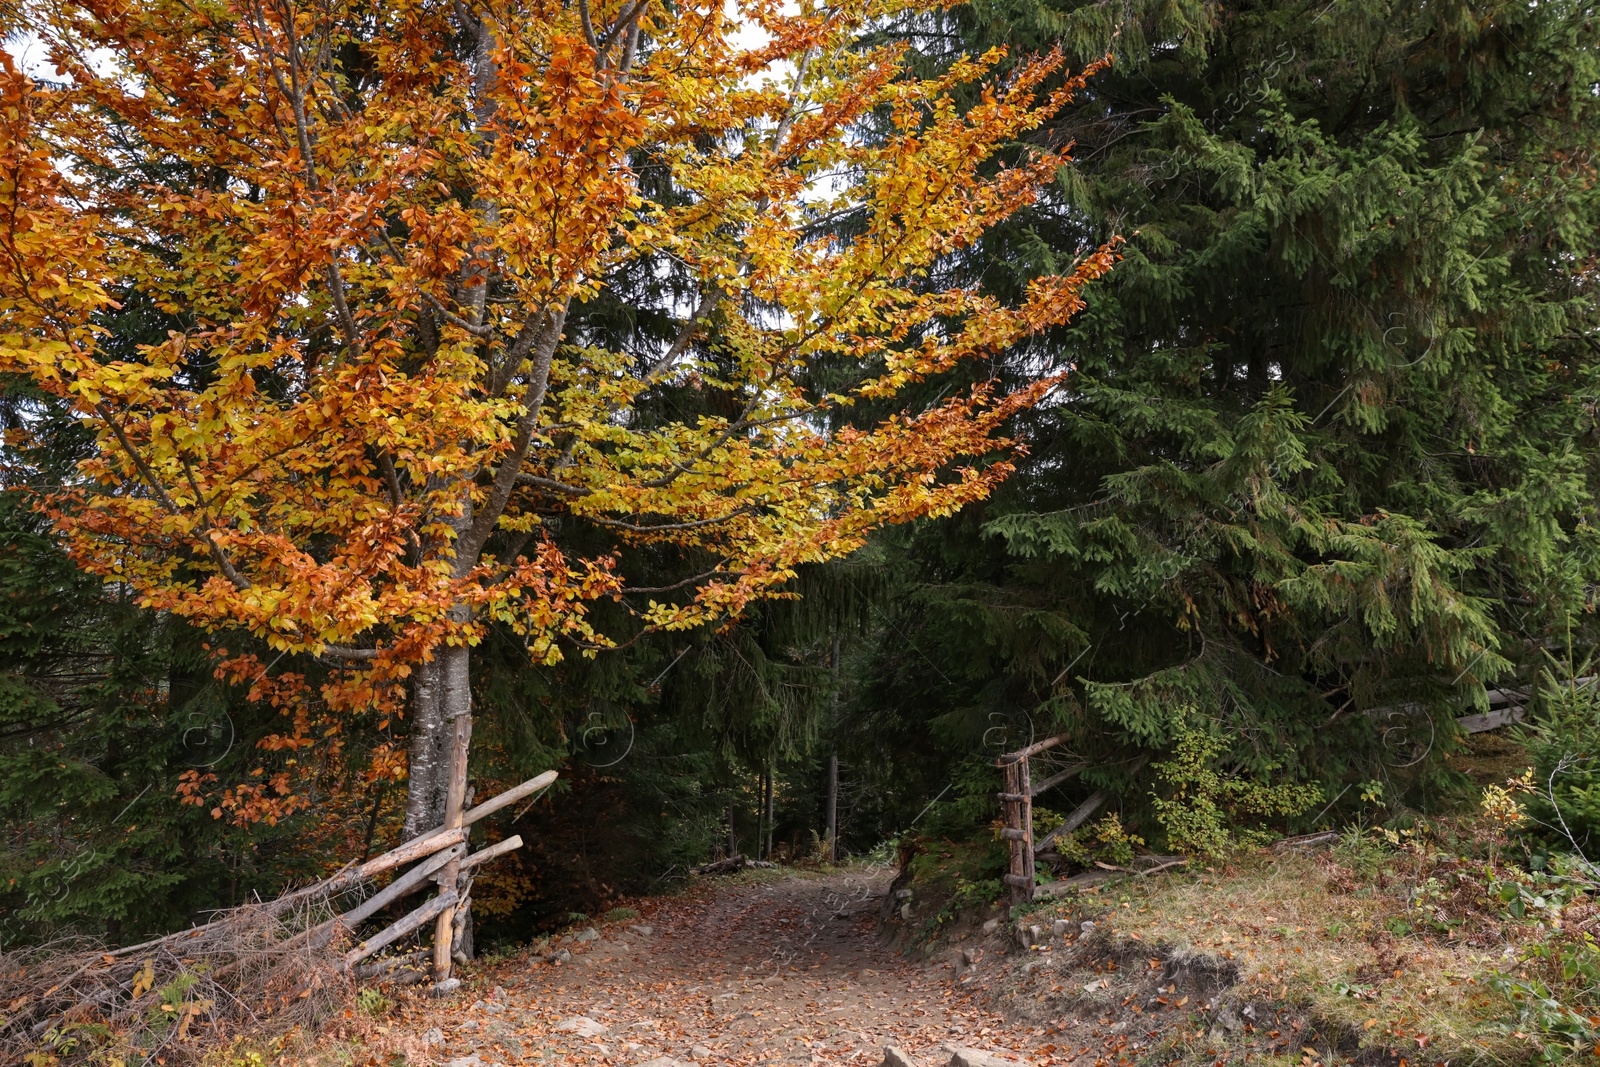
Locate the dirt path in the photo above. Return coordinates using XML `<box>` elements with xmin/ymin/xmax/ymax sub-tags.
<box><xmin>419</xmin><ymin>870</ymin><xmax>1063</xmax><ymax>1067</ymax></box>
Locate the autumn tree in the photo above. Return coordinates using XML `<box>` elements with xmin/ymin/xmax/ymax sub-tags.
<box><xmin>0</xmin><ymin>0</ymin><xmax>1113</xmax><ymax>925</ymax></box>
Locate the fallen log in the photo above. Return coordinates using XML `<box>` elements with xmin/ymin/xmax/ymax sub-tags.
<box><xmin>340</xmin><ymin>842</ymin><xmax>467</xmax><ymax>930</ymax></box>
<box><xmin>353</xmin><ymin>948</ymin><xmax>431</xmax><ymax>981</ymax></box>
<box><xmin>690</xmin><ymin>854</ymin><xmax>777</xmax><ymax>875</ymax></box>
<box><xmin>1271</xmin><ymin>830</ymin><xmax>1341</xmax><ymax>851</ymax></box>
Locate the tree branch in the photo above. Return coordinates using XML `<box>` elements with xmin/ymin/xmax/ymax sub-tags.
<box><xmin>455</xmin><ymin>301</ymin><xmax>571</xmax><ymax>570</ymax></box>
<box><xmin>621</xmin><ymin>568</ymin><xmax>733</xmax><ymax>595</ymax></box>
<box><xmin>95</xmin><ymin>403</ymin><xmax>251</xmax><ymax>591</ymax></box>
<box><xmin>587</xmin><ymin>505</ymin><xmax>758</xmax><ymax>534</ymax></box>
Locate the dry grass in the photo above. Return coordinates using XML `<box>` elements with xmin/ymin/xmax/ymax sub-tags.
<box><xmin>1084</xmin><ymin>835</ymin><xmax>1537</xmax><ymax>1063</ymax></box>
<box><xmin>0</xmin><ymin>898</ymin><xmax>352</xmax><ymax>1065</ymax></box>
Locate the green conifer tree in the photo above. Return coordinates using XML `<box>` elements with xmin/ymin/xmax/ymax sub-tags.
<box><xmin>853</xmin><ymin>0</ymin><xmax>1600</xmax><ymax>841</ymax></box>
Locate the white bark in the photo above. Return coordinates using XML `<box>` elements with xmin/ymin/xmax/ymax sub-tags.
<box><xmin>403</xmin><ymin>656</ymin><xmax>447</xmax><ymax>839</ymax></box>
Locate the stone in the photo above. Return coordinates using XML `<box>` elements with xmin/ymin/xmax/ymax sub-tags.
<box><xmin>637</xmin><ymin>1058</ymin><xmax>687</xmax><ymax>1067</ymax></box>
<box><xmin>630</xmin><ymin>924</ymin><xmax>656</xmax><ymax>936</ymax></box>
<box><xmin>960</xmin><ymin>947</ymin><xmax>978</xmax><ymax>967</ymax></box>
<box><xmin>691</xmin><ymin>1045</ymin><xmax>713</xmax><ymax>1059</ymax></box>
<box><xmin>945</xmin><ymin>1048</ymin><xmax>1030</xmax><ymax>1067</ymax></box>
<box><xmin>431</xmin><ymin>977</ymin><xmax>463</xmax><ymax>997</ymax></box>
<box><xmin>575</xmin><ymin>927</ymin><xmax>601</xmax><ymax>942</ymax></box>
<box><xmin>556</xmin><ymin>1016</ymin><xmax>610</xmax><ymax>1037</ymax></box>
<box><xmin>552</xmin><ymin>949</ymin><xmax>573</xmax><ymax>963</ymax></box>
<box><xmin>894</xmin><ymin>888</ymin><xmax>913</xmax><ymax>900</ymax></box>
<box><xmin>423</xmin><ymin>1028</ymin><xmax>445</xmax><ymax>1047</ymax></box>
<box><xmin>443</xmin><ymin>1056</ymin><xmax>494</xmax><ymax>1067</ymax></box>
<box><xmin>882</xmin><ymin>1047</ymin><xmax>920</xmax><ymax>1067</ymax></box>
<box><xmin>980</xmin><ymin>918</ymin><xmax>1001</xmax><ymax>935</ymax></box>
<box><xmin>1051</xmin><ymin>919</ymin><xmax>1072</xmax><ymax>938</ymax></box>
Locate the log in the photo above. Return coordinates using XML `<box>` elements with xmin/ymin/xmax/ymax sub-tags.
<box><xmin>336</xmin><ymin>842</ymin><xmax>466</xmax><ymax>931</ymax></box>
<box><xmin>463</xmin><ymin>771</ymin><xmax>558</xmax><ymax>827</ymax></box>
<box><xmin>292</xmin><ymin>828</ymin><xmax>467</xmax><ymax>906</ymax></box>
<box><xmin>401</xmin><ymin>771</ymin><xmax>556</xmax><ymax>855</ymax></box>
<box><xmin>1029</xmin><ymin>763</ymin><xmax>1087</xmax><ymax>797</ymax></box>
<box><xmin>354</xmin><ymin>949</ymin><xmax>431</xmax><ymax>981</ymax></box>
<box><xmin>1033</xmin><ymin>755</ymin><xmax>1149</xmax><ymax>856</ymax></box>
<box><xmin>1034</xmin><ymin>790</ymin><xmax>1106</xmax><ymax>854</ymax></box>
<box><xmin>460</xmin><ymin>835</ymin><xmax>523</xmax><ymax>872</ymax></box>
<box><xmin>689</xmin><ymin>853</ymin><xmax>773</xmax><ymax>875</ymax></box>
<box><xmin>356</xmin><ymin>826</ymin><xmax>467</xmax><ymax>880</ymax></box>
<box><xmin>1271</xmin><ymin>830</ymin><xmax>1340</xmax><ymax>851</ymax></box>
<box><xmin>691</xmin><ymin>854</ymin><xmax>749</xmax><ymax>875</ymax></box>
<box><xmin>1137</xmin><ymin>858</ymin><xmax>1188</xmax><ymax>876</ymax></box>
<box><xmin>1458</xmin><ymin>706</ymin><xmax>1525</xmax><ymax>734</ymax></box>
<box><xmin>995</xmin><ymin>732</ymin><xmax>1070</xmax><ymax>765</ymax></box>
<box><xmin>345</xmin><ymin>890</ymin><xmax>457</xmax><ymax>968</ymax></box>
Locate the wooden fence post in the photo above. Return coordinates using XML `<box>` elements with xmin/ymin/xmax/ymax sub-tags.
<box><xmin>997</xmin><ymin>753</ymin><xmax>1034</xmax><ymax>903</ymax></box>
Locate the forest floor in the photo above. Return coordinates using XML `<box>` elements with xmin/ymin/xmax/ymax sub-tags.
<box><xmin>308</xmin><ymin>819</ymin><xmax>1548</xmax><ymax>1067</ymax></box>
<box><xmin>334</xmin><ymin>867</ymin><xmax>1089</xmax><ymax>1067</ymax></box>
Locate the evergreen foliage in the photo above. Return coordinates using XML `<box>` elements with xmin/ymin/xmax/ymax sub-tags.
<box><xmin>849</xmin><ymin>0</ymin><xmax>1600</xmax><ymax>844</ymax></box>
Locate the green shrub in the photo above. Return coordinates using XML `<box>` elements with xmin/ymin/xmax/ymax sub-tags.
<box><xmin>1150</xmin><ymin>727</ymin><xmax>1323</xmax><ymax>858</ymax></box>
<box><xmin>1518</xmin><ymin>658</ymin><xmax>1600</xmax><ymax>856</ymax></box>
<box><xmin>1054</xmin><ymin>813</ymin><xmax>1145</xmax><ymax>869</ymax></box>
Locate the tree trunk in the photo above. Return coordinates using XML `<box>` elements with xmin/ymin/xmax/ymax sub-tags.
<box><xmin>825</xmin><ymin>752</ymin><xmax>838</xmax><ymax>862</ymax></box>
<box><xmin>826</xmin><ymin>632</ymin><xmax>840</xmax><ymax>862</ymax></box>
<box><xmin>402</xmin><ymin>656</ymin><xmax>448</xmax><ymax>839</ymax></box>
<box><xmin>431</xmin><ymin>639</ymin><xmax>473</xmax><ymax>982</ymax></box>
<box><xmin>765</xmin><ymin>766</ymin><xmax>775</xmax><ymax>860</ymax></box>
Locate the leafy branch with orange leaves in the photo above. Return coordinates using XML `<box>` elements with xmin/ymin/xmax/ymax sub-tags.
<box><xmin>0</xmin><ymin>0</ymin><xmax>1115</xmax><ymax>879</ymax></box>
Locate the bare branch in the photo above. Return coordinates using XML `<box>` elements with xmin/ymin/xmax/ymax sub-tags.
<box><xmin>621</xmin><ymin>568</ymin><xmax>733</xmax><ymax>595</ymax></box>
<box><xmin>587</xmin><ymin>505</ymin><xmax>759</xmax><ymax>534</ymax></box>
<box><xmin>455</xmin><ymin>300</ymin><xmax>571</xmax><ymax>570</ymax></box>
<box><xmin>513</xmin><ymin>472</ymin><xmax>591</xmax><ymax>496</ymax></box>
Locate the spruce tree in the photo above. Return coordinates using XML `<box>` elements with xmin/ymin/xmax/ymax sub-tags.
<box><xmin>853</xmin><ymin>0</ymin><xmax>1600</xmax><ymax>839</ymax></box>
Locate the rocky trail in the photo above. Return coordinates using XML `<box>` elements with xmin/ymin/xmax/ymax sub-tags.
<box><xmin>391</xmin><ymin>870</ymin><xmax>1118</xmax><ymax>1067</ymax></box>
